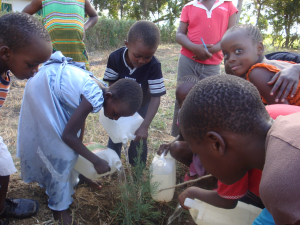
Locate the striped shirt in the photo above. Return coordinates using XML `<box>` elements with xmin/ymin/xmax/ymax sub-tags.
<box><xmin>42</xmin><ymin>0</ymin><xmax>89</xmax><ymax>70</ymax></box>
<box><xmin>0</xmin><ymin>71</ymin><xmax>10</xmax><ymax>108</ymax></box>
<box><xmin>103</xmin><ymin>47</ymin><xmax>166</xmax><ymax>106</ymax></box>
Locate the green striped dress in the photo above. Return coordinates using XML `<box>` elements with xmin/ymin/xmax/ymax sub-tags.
<box><xmin>42</xmin><ymin>0</ymin><xmax>90</xmax><ymax>70</ymax></box>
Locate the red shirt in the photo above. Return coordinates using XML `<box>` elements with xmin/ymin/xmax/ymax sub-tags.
<box><xmin>180</xmin><ymin>0</ymin><xmax>237</xmax><ymax>65</ymax></box>
<box><xmin>217</xmin><ymin>104</ymin><xmax>300</xmax><ymax>199</ymax></box>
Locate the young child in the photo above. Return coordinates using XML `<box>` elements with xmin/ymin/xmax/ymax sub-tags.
<box><xmin>221</xmin><ymin>24</ymin><xmax>300</xmax><ymax>105</ymax></box>
<box><xmin>22</xmin><ymin>0</ymin><xmax>98</xmax><ymax>70</ymax></box>
<box><xmin>17</xmin><ymin>51</ymin><xmax>143</xmax><ymax>225</ymax></box>
<box><xmin>158</xmin><ymin>75</ymin><xmax>206</xmax><ymax>181</ymax></box>
<box><xmin>178</xmin><ymin>75</ymin><xmax>300</xmax><ymax>224</ymax></box>
<box><xmin>103</xmin><ymin>20</ymin><xmax>166</xmax><ymax>165</ymax></box>
<box><xmin>0</xmin><ymin>12</ymin><xmax>53</xmax><ymax>224</ymax></box>
<box><xmin>178</xmin><ymin>103</ymin><xmax>300</xmax><ymax>224</ymax></box>
<box><xmin>171</xmin><ymin>0</ymin><xmax>238</xmax><ymax>137</ymax></box>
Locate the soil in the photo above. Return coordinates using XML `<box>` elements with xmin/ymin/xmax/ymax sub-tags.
<box><xmin>0</xmin><ymin>44</ymin><xmax>217</xmax><ymax>225</ymax></box>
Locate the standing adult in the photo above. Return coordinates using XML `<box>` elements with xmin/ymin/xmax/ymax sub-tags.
<box><xmin>171</xmin><ymin>0</ymin><xmax>238</xmax><ymax>136</ymax></box>
<box><xmin>22</xmin><ymin>0</ymin><xmax>98</xmax><ymax>70</ymax></box>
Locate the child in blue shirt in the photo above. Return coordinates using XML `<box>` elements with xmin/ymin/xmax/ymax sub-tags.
<box><xmin>17</xmin><ymin>51</ymin><xmax>143</xmax><ymax>225</ymax></box>
<box><xmin>103</xmin><ymin>20</ymin><xmax>166</xmax><ymax>165</ymax></box>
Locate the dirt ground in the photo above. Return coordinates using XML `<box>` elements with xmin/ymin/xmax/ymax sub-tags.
<box><xmin>0</xmin><ymin>44</ymin><xmax>219</xmax><ymax>225</ymax></box>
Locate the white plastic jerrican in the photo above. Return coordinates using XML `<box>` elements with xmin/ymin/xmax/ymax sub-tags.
<box><xmin>150</xmin><ymin>152</ymin><xmax>176</xmax><ymax>202</ymax></box>
<box><xmin>99</xmin><ymin>109</ymin><xmax>144</xmax><ymax>144</ymax></box>
<box><xmin>184</xmin><ymin>198</ymin><xmax>262</xmax><ymax>225</ymax></box>
<box><xmin>74</xmin><ymin>143</ymin><xmax>122</xmax><ymax>179</ymax></box>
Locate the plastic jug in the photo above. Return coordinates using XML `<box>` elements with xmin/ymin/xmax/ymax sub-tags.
<box><xmin>74</xmin><ymin>142</ymin><xmax>122</xmax><ymax>179</ymax></box>
<box><xmin>184</xmin><ymin>198</ymin><xmax>262</xmax><ymax>225</ymax></box>
<box><xmin>99</xmin><ymin>109</ymin><xmax>144</xmax><ymax>144</ymax></box>
<box><xmin>150</xmin><ymin>152</ymin><xmax>176</xmax><ymax>202</ymax></box>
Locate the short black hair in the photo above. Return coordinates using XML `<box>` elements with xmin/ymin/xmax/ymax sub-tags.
<box><xmin>108</xmin><ymin>79</ymin><xmax>143</xmax><ymax>113</ymax></box>
<box><xmin>226</xmin><ymin>24</ymin><xmax>263</xmax><ymax>44</ymax></box>
<box><xmin>127</xmin><ymin>20</ymin><xmax>160</xmax><ymax>48</ymax></box>
<box><xmin>179</xmin><ymin>75</ymin><xmax>270</xmax><ymax>142</ymax></box>
<box><xmin>0</xmin><ymin>12</ymin><xmax>51</xmax><ymax>51</ymax></box>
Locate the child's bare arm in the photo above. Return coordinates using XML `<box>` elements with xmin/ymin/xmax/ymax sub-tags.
<box><xmin>84</xmin><ymin>0</ymin><xmax>98</xmax><ymax>31</ymax></box>
<box><xmin>133</xmin><ymin>96</ymin><xmax>160</xmax><ymax>142</ymax></box>
<box><xmin>176</xmin><ymin>22</ymin><xmax>212</xmax><ymax>61</ymax></box>
<box><xmin>268</xmin><ymin>64</ymin><xmax>300</xmax><ymax>103</ymax></box>
<box><xmin>249</xmin><ymin>67</ymin><xmax>289</xmax><ymax>105</ymax></box>
<box><xmin>22</xmin><ymin>0</ymin><xmax>42</xmax><ymax>14</ymax></box>
<box><xmin>62</xmin><ymin>96</ymin><xmax>110</xmax><ymax>174</ymax></box>
<box><xmin>178</xmin><ymin>187</ymin><xmax>238</xmax><ymax>210</ymax></box>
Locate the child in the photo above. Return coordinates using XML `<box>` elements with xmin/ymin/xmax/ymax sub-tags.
<box><xmin>17</xmin><ymin>51</ymin><xmax>143</xmax><ymax>225</ymax></box>
<box><xmin>178</xmin><ymin>103</ymin><xmax>300</xmax><ymax>224</ymax></box>
<box><xmin>171</xmin><ymin>0</ymin><xmax>238</xmax><ymax>136</ymax></box>
<box><xmin>103</xmin><ymin>20</ymin><xmax>166</xmax><ymax>165</ymax></box>
<box><xmin>158</xmin><ymin>75</ymin><xmax>206</xmax><ymax>181</ymax></box>
<box><xmin>178</xmin><ymin>75</ymin><xmax>300</xmax><ymax>224</ymax></box>
<box><xmin>23</xmin><ymin>0</ymin><xmax>98</xmax><ymax>70</ymax></box>
<box><xmin>221</xmin><ymin>24</ymin><xmax>300</xmax><ymax>105</ymax></box>
<box><xmin>0</xmin><ymin>12</ymin><xmax>53</xmax><ymax>224</ymax></box>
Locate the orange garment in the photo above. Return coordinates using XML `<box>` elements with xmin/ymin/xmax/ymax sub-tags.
<box><xmin>246</xmin><ymin>62</ymin><xmax>300</xmax><ymax>106</ymax></box>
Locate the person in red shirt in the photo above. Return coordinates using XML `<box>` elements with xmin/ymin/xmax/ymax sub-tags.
<box><xmin>171</xmin><ymin>0</ymin><xmax>238</xmax><ymax>136</ymax></box>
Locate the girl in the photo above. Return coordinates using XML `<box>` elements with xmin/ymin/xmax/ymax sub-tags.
<box><xmin>17</xmin><ymin>51</ymin><xmax>142</xmax><ymax>225</ymax></box>
<box><xmin>158</xmin><ymin>75</ymin><xmax>206</xmax><ymax>182</ymax></box>
<box><xmin>221</xmin><ymin>24</ymin><xmax>300</xmax><ymax>105</ymax></box>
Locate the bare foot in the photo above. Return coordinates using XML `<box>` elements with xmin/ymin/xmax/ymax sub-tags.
<box><xmin>77</xmin><ymin>174</ymin><xmax>102</xmax><ymax>189</ymax></box>
<box><xmin>52</xmin><ymin>209</ymin><xmax>76</xmax><ymax>225</ymax></box>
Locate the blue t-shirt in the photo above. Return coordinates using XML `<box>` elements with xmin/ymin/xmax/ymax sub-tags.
<box><xmin>103</xmin><ymin>47</ymin><xmax>166</xmax><ymax>106</ymax></box>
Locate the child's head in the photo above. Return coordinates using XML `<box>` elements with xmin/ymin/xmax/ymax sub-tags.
<box><xmin>179</xmin><ymin>75</ymin><xmax>271</xmax><ymax>184</ymax></box>
<box><xmin>124</xmin><ymin>20</ymin><xmax>160</xmax><ymax>68</ymax></box>
<box><xmin>103</xmin><ymin>79</ymin><xmax>143</xmax><ymax>120</ymax></box>
<box><xmin>176</xmin><ymin>75</ymin><xmax>199</xmax><ymax>108</ymax></box>
<box><xmin>0</xmin><ymin>13</ymin><xmax>52</xmax><ymax>80</ymax></box>
<box><xmin>221</xmin><ymin>24</ymin><xmax>264</xmax><ymax>78</ymax></box>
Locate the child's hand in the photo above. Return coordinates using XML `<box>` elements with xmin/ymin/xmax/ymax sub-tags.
<box><xmin>133</xmin><ymin>125</ymin><xmax>148</xmax><ymax>142</ymax></box>
<box><xmin>192</xmin><ymin>44</ymin><xmax>213</xmax><ymax>61</ymax></box>
<box><xmin>157</xmin><ymin>143</ymin><xmax>172</xmax><ymax>156</ymax></box>
<box><xmin>178</xmin><ymin>187</ymin><xmax>197</xmax><ymax>210</ymax></box>
<box><xmin>268</xmin><ymin>65</ymin><xmax>300</xmax><ymax>102</ymax></box>
<box><xmin>93</xmin><ymin>158</ymin><xmax>111</xmax><ymax>175</ymax></box>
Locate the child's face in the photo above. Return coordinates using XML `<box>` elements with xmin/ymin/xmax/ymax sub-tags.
<box><xmin>125</xmin><ymin>40</ymin><xmax>157</xmax><ymax>69</ymax></box>
<box><xmin>221</xmin><ymin>30</ymin><xmax>263</xmax><ymax>77</ymax></box>
<box><xmin>5</xmin><ymin>38</ymin><xmax>52</xmax><ymax>80</ymax></box>
<box><xmin>176</xmin><ymin>83</ymin><xmax>195</xmax><ymax>108</ymax></box>
<box><xmin>182</xmin><ymin>129</ymin><xmax>250</xmax><ymax>185</ymax></box>
<box><xmin>103</xmin><ymin>95</ymin><xmax>133</xmax><ymax>120</ymax></box>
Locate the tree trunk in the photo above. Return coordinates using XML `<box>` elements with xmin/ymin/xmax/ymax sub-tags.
<box><xmin>236</xmin><ymin>0</ymin><xmax>244</xmax><ymax>23</ymax></box>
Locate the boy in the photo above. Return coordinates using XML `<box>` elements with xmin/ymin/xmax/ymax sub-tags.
<box><xmin>22</xmin><ymin>0</ymin><xmax>98</xmax><ymax>70</ymax></box>
<box><xmin>103</xmin><ymin>20</ymin><xmax>166</xmax><ymax>165</ymax></box>
<box><xmin>0</xmin><ymin>13</ymin><xmax>52</xmax><ymax>224</ymax></box>
<box><xmin>171</xmin><ymin>0</ymin><xmax>238</xmax><ymax>136</ymax></box>
<box><xmin>179</xmin><ymin>75</ymin><xmax>300</xmax><ymax>224</ymax></box>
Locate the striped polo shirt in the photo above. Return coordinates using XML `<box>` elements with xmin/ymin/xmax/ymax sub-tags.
<box><xmin>0</xmin><ymin>71</ymin><xmax>10</xmax><ymax>108</ymax></box>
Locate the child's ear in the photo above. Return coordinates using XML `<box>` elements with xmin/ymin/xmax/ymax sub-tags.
<box><xmin>206</xmin><ymin>131</ymin><xmax>225</xmax><ymax>156</ymax></box>
<box><xmin>0</xmin><ymin>46</ymin><xmax>10</xmax><ymax>61</ymax></box>
<box><xmin>124</xmin><ymin>40</ymin><xmax>128</xmax><ymax>47</ymax></box>
<box><xmin>104</xmin><ymin>92</ymin><xmax>113</xmax><ymax>100</ymax></box>
<box><xmin>257</xmin><ymin>41</ymin><xmax>264</xmax><ymax>55</ymax></box>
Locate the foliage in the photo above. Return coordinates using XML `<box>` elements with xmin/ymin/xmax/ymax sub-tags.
<box><xmin>110</xmin><ymin>142</ymin><xmax>162</xmax><ymax>225</ymax></box>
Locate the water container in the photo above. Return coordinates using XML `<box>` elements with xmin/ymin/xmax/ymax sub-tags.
<box><xmin>99</xmin><ymin>109</ymin><xmax>144</xmax><ymax>144</ymax></box>
<box><xmin>184</xmin><ymin>198</ymin><xmax>262</xmax><ymax>225</ymax></box>
<box><xmin>74</xmin><ymin>142</ymin><xmax>122</xmax><ymax>179</ymax></box>
<box><xmin>150</xmin><ymin>152</ymin><xmax>176</xmax><ymax>202</ymax></box>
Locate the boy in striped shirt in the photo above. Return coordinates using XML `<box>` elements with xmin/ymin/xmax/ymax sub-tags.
<box><xmin>103</xmin><ymin>21</ymin><xmax>166</xmax><ymax>165</ymax></box>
